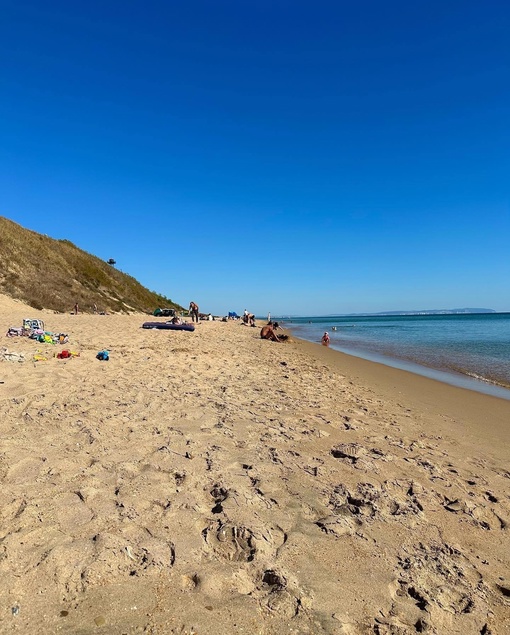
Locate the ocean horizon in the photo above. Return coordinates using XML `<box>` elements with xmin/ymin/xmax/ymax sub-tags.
<box><xmin>279</xmin><ymin>313</ymin><xmax>510</xmax><ymax>401</ymax></box>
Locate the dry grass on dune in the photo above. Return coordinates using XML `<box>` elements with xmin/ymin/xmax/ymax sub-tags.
<box><xmin>0</xmin><ymin>216</ymin><xmax>182</xmax><ymax>314</ymax></box>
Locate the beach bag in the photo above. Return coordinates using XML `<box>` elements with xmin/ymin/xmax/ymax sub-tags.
<box><xmin>23</xmin><ymin>318</ymin><xmax>45</xmax><ymax>331</ymax></box>
<box><xmin>57</xmin><ymin>350</ymin><xmax>71</xmax><ymax>359</ymax></box>
<box><xmin>96</xmin><ymin>350</ymin><xmax>109</xmax><ymax>361</ymax></box>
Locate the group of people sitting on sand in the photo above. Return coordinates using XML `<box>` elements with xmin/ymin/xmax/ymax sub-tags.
<box><xmin>186</xmin><ymin>302</ymin><xmax>290</xmax><ymax>343</ymax></box>
<box><xmin>190</xmin><ymin>303</ymin><xmax>330</xmax><ymax>348</ymax></box>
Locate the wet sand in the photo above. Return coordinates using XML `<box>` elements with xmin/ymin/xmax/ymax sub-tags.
<box><xmin>1</xmin><ymin>294</ymin><xmax>509</xmax><ymax>634</ymax></box>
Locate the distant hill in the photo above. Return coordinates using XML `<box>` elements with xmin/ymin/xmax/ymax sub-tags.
<box><xmin>0</xmin><ymin>216</ymin><xmax>183</xmax><ymax>314</ymax></box>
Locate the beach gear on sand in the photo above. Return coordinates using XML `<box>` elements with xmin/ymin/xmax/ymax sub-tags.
<box><xmin>153</xmin><ymin>308</ymin><xmax>176</xmax><ymax>317</ymax></box>
<box><xmin>6</xmin><ymin>327</ymin><xmax>23</xmax><ymax>337</ymax></box>
<box><xmin>23</xmin><ymin>318</ymin><xmax>45</xmax><ymax>331</ymax></box>
<box><xmin>96</xmin><ymin>350</ymin><xmax>109</xmax><ymax>361</ymax></box>
<box><xmin>6</xmin><ymin>322</ymin><xmax>69</xmax><ymax>345</ymax></box>
<box><xmin>37</xmin><ymin>333</ymin><xmax>55</xmax><ymax>344</ymax></box>
<box><xmin>55</xmin><ymin>350</ymin><xmax>80</xmax><ymax>359</ymax></box>
<box><xmin>142</xmin><ymin>322</ymin><xmax>195</xmax><ymax>332</ymax></box>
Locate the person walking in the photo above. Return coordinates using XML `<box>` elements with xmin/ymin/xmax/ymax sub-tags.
<box><xmin>189</xmin><ymin>301</ymin><xmax>199</xmax><ymax>322</ymax></box>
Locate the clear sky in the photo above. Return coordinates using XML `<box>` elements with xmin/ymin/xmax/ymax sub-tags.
<box><xmin>1</xmin><ymin>1</ymin><xmax>509</xmax><ymax>316</ymax></box>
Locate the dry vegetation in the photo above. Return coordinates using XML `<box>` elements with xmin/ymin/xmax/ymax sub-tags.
<box><xmin>0</xmin><ymin>216</ymin><xmax>182</xmax><ymax>313</ymax></box>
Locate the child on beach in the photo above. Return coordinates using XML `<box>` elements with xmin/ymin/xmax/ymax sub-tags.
<box><xmin>321</xmin><ymin>332</ymin><xmax>330</xmax><ymax>346</ymax></box>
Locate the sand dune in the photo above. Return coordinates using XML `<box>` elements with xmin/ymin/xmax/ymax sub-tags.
<box><xmin>1</xmin><ymin>295</ymin><xmax>509</xmax><ymax>634</ymax></box>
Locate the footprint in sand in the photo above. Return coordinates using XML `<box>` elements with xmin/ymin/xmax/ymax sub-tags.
<box><xmin>495</xmin><ymin>580</ymin><xmax>510</xmax><ymax>600</ymax></box>
<box><xmin>318</xmin><ymin>481</ymin><xmax>424</xmax><ymax>538</ymax></box>
<box><xmin>339</xmin><ymin>414</ymin><xmax>359</xmax><ymax>430</ymax></box>
<box><xmin>202</xmin><ymin>519</ymin><xmax>287</xmax><ymax>564</ymax></box>
<box><xmin>251</xmin><ymin>569</ymin><xmax>305</xmax><ymax>620</ymax></box>
<box><xmin>209</xmin><ymin>484</ymin><xmax>229</xmax><ymax>514</ymax></box>
<box><xmin>330</xmin><ymin>443</ymin><xmax>387</xmax><ymax>472</ymax></box>
<box><xmin>83</xmin><ymin>530</ymin><xmax>176</xmax><ymax>587</ymax></box>
<box><xmin>315</xmin><ymin>514</ymin><xmax>361</xmax><ymax>538</ymax></box>
<box><xmin>265</xmin><ymin>588</ymin><xmax>300</xmax><ymax>619</ymax></box>
<box><xmin>441</xmin><ymin>492</ymin><xmax>508</xmax><ymax>531</ymax></box>
<box><xmin>202</xmin><ymin>521</ymin><xmax>256</xmax><ymax>562</ymax></box>
<box><xmin>331</xmin><ymin>443</ymin><xmax>367</xmax><ymax>462</ymax></box>
<box><xmin>386</xmin><ymin>541</ymin><xmax>490</xmax><ymax>633</ymax></box>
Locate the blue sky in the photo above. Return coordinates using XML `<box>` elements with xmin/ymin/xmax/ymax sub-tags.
<box><xmin>1</xmin><ymin>1</ymin><xmax>509</xmax><ymax>315</ymax></box>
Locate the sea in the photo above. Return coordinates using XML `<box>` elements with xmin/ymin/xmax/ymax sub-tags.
<box><xmin>279</xmin><ymin>313</ymin><xmax>510</xmax><ymax>400</ymax></box>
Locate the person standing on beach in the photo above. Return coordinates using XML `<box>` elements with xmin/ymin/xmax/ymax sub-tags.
<box><xmin>73</xmin><ymin>302</ymin><xmax>79</xmax><ymax>315</ymax></box>
<box><xmin>321</xmin><ymin>332</ymin><xmax>330</xmax><ymax>346</ymax></box>
<box><xmin>189</xmin><ymin>301</ymin><xmax>199</xmax><ymax>322</ymax></box>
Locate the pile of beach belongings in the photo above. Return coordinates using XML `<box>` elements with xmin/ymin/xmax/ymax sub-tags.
<box><xmin>6</xmin><ymin>318</ymin><xmax>43</xmax><ymax>337</ymax></box>
<box><xmin>6</xmin><ymin>318</ymin><xmax>45</xmax><ymax>337</ymax></box>
<box><xmin>30</xmin><ymin>330</ymin><xmax>69</xmax><ymax>344</ymax></box>
<box><xmin>5</xmin><ymin>318</ymin><xmax>68</xmax><ymax>344</ymax></box>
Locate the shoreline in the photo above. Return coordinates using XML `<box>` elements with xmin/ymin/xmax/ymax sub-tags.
<box><xmin>284</xmin><ymin>330</ymin><xmax>510</xmax><ymax>450</ymax></box>
<box><xmin>282</xmin><ymin>322</ymin><xmax>510</xmax><ymax>401</ymax></box>
<box><xmin>1</xmin><ymin>299</ymin><xmax>509</xmax><ymax>633</ymax></box>
<box><xmin>328</xmin><ymin>343</ymin><xmax>510</xmax><ymax>399</ymax></box>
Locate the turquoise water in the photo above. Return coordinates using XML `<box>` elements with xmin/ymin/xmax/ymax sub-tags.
<box><xmin>280</xmin><ymin>313</ymin><xmax>510</xmax><ymax>400</ymax></box>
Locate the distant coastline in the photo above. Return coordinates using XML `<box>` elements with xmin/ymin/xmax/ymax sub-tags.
<box><xmin>274</xmin><ymin>309</ymin><xmax>501</xmax><ymax>319</ymax></box>
<box><xmin>328</xmin><ymin>308</ymin><xmax>498</xmax><ymax>317</ymax></box>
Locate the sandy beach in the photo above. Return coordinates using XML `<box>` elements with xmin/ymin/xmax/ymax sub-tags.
<box><xmin>1</xmin><ymin>294</ymin><xmax>509</xmax><ymax>634</ymax></box>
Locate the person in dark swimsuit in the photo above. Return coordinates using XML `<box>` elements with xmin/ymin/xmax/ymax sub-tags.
<box><xmin>189</xmin><ymin>301</ymin><xmax>199</xmax><ymax>322</ymax></box>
